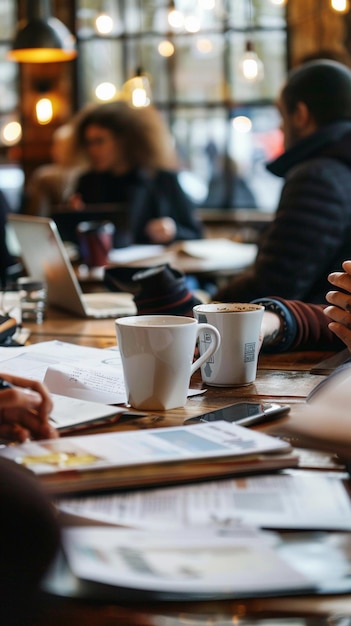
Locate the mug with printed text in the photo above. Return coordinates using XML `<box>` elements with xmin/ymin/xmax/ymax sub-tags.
<box><xmin>193</xmin><ymin>303</ymin><xmax>264</xmax><ymax>386</ymax></box>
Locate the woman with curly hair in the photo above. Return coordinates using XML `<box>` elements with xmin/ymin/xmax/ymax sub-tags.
<box><xmin>69</xmin><ymin>100</ymin><xmax>202</xmax><ymax>245</ymax></box>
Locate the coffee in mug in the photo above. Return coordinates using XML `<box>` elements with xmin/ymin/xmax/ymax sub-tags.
<box><xmin>193</xmin><ymin>303</ymin><xmax>264</xmax><ymax>386</ymax></box>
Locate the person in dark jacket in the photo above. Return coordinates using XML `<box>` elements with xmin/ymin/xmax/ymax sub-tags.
<box><xmin>216</xmin><ymin>59</ymin><xmax>351</xmax><ymax>304</ymax></box>
<box><xmin>125</xmin><ymin>257</ymin><xmax>350</xmax><ymax>354</ymax></box>
<box><xmin>253</xmin><ymin>258</ymin><xmax>351</xmax><ymax>353</ymax></box>
<box><xmin>69</xmin><ymin>101</ymin><xmax>202</xmax><ymax>245</ymax></box>
<box><xmin>0</xmin><ymin>374</ymin><xmax>59</xmax><ymax>626</ymax></box>
<box><xmin>0</xmin><ymin>189</ymin><xmax>14</xmax><ymax>289</ymax></box>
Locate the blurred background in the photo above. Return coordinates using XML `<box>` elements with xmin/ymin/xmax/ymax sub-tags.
<box><xmin>0</xmin><ymin>0</ymin><xmax>350</xmax><ymax>215</ymax></box>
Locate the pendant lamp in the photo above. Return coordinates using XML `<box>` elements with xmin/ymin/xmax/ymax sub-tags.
<box><xmin>122</xmin><ymin>0</ymin><xmax>152</xmax><ymax>107</ymax></box>
<box><xmin>238</xmin><ymin>0</ymin><xmax>264</xmax><ymax>83</ymax></box>
<box><xmin>7</xmin><ymin>0</ymin><xmax>77</xmax><ymax>63</ymax></box>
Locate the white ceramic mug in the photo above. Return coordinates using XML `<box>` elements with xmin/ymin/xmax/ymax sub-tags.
<box><xmin>193</xmin><ymin>303</ymin><xmax>264</xmax><ymax>387</ymax></box>
<box><xmin>115</xmin><ymin>315</ymin><xmax>221</xmax><ymax>410</ymax></box>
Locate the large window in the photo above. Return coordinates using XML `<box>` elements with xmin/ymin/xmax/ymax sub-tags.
<box><xmin>75</xmin><ymin>0</ymin><xmax>287</xmax><ymax>211</ymax></box>
<box><xmin>0</xmin><ymin>1</ymin><xmax>23</xmax><ymax>211</ymax></box>
<box><xmin>0</xmin><ymin>2</ymin><xmax>19</xmax><ymax>137</ymax></box>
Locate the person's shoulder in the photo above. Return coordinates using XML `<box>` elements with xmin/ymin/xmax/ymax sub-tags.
<box><xmin>287</xmin><ymin>155</ymin><xmax>351</xmax><ymax>183</ymax></box>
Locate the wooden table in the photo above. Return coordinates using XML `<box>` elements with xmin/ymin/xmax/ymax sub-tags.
<box><xmin>27</xmin><ymin>307</ymin><xmax>329</xmax><ymax>426</ymax></box>
<box><xmin>24</xmin><ymin>311</ymin><xmax>351</xmax><ymax>625</ymax></box>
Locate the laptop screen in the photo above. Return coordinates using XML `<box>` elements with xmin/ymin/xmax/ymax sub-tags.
<box><xmin>7</xmin><ymin>214</ymin><xmax>87</xmax><ymax>316</ymax></box>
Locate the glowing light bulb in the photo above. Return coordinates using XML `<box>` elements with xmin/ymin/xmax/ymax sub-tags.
<box><xmin>132</xmin><ymin>88</ymin><xmax>150</xmax><ymax>108</ymax></box>
<box><xmin>330</xmin><ymin>0</ymin><xmax>349</xmax><ymax>11</ymax></box>
<box><xmin>168</xmin><ymin>8</ymin><xmax>184</xmax><ymax>29</ymax></box>
<box><xmin>270</xmin><ymin>0</ymin><xmax>287</xmax><ymax>5</ymax></box>
<box><xmin>196</xmin><ymin>38</ymin><xmax>213</xmax><ymax>54</ymax></box>
<box><xmin>123</xmin><ymin>72</ymin><xmax>152</xmax><ymax>108</ymax></box>
<box><xmin>232</xmin><ymin>116</ymin><xmax>252</xmax><ymax>133</ymax></box>
<box><xmin>158</xmin><ymin>40</ymin><xmax>175</xmax><ymax>57</ymax></box>
<box><xmin>95</xmin><ymin>13</ymin><xmax>114</xmax><ymax>34</ymax></box>
<box><xmin>1</xmin><ymin>121</ymin><xmax>22</xmax><ymax>145</ymax></box>
<box><xmin>95</xmin><ymin>82</ymin><xmax>117</xmax><ymax>101</ymax></box>
<box><xmin>35</xmin><ymin>98</ymin><xmax>53</xmax><ymax>125</ymax></box>
<box><xmin>239</xmin><ymin>42</ymin><xmax>264</xmax><ymax>82</ymax></box>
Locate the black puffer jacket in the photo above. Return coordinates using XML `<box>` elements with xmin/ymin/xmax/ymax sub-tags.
<box><xmin>216</xmin><ymin>121</ymin><xmax>351</xmax><ymax>303</ymax></box>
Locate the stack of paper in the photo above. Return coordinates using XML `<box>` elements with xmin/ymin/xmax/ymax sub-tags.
<box><xmin>0</xmin><ymin>340</ymin><xmax>205</xmax><ymax>431</ymax></box>
<box><xmin>0</xmin><ymin>421</ymin><xmax>297</xmax><ymax>495</ymax></box>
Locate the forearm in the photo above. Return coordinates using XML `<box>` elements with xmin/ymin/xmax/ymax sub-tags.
<box><xmin>255</xmin><ymin>297</ymin><xmax>344</xmax><ymax>352</ymax></box>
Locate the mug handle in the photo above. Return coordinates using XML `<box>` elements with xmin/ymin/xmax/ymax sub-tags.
<box><xmin>190</xmin><ymin>323</ymin><xmax>221</xmax><ymax>377</ymax></box>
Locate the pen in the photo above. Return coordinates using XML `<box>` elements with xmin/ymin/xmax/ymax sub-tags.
<box><xmin>0</xmin><ymin>378</ymin><xmax>14</xmax><ymax>391</ymax></box>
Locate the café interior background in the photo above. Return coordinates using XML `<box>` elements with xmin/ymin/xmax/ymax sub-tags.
<box><xmin>0</xmin><ymin>0</ymin><xmax>349</xmax><ymax>214</ymax></box>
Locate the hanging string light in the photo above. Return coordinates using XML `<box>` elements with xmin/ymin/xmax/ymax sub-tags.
<box><xmin>168</xmin><ymin>0</ymin><xmax>184</xmax><ymax>30</ymax></box>
<box><xmin>94</xmin><ymin>1</ymin><xmax>123</xmax><ymax>36</ymax></box>
<box><xmin>95</xmin><ymin>13</ymin><xmax>114</xmax><ymax>34</ymax></box>
<box><xmin>123</xmin><ymin>68</ymin><xmax>152</xmax><ymax>108</ymax></box>
<box><xmin>35</xmin><ymin>97</ymin><xmax>53</xmax><ymax>124</ymax></box>
<box><xmin>158</xmin><ymin>40</ymin><xmax>175</xmax><ymax>57</ymax></box>
<box><xmin>122</xmin><ymin>0</ymin><xmax>152</xmax><ymax>108</ymax></box>
<box><xmin>239</xmin><ymin>41</ymin><xmax>264</xmax><ymax>82</ymax></box>
<box><xmin>238</xmin><ymin>0</ymin><xmax>264</xmax><ymax>83</ymax></box>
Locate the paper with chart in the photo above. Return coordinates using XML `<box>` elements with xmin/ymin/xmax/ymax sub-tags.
<box><xmin>62</xmin><ymin>525</ymin><xmax>314</xmax><ymax>595</ymax></box>
<box><xmin>58</xmin><ymin>471</ymin><xmax>351</xmax><ymax>531</ymax></box>
<box><xmin>0</xmin><ymin>420</ymin><xmax>291</xmax><ymax>475</ymax></box>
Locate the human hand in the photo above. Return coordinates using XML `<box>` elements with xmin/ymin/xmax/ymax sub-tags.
<box><xmin>0</xmin><ymin>375</ymin><xmax>57</xmax><ymax>442</ymax></box>
<box><xmin>325</xmin><ymin>260</ymin><xmax>351</xmax><ymax>351</ymax></box>
<box><xmin>68</xmin><ymin>193</ymin><xmax>85</xmax><ymax>211</ymax></box>
<box><xmin>145</xmin><ymin>217</ymin><xmax>177</xmax><ymax>244</ymax></box>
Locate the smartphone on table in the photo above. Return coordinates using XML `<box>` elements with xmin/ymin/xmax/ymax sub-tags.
<box><xmin>185</xmin><ymin>402</ymin><xmax>290</xmax><ymax>427</ymax></box>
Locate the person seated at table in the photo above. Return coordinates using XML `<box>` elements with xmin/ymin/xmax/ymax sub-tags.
<box><xmin>25</xmin><ymin>123</ymin><xmax>88</xmax><ymax>217</ymax></box>
<box><xmin>214</xmin><ymin>59</ymin><xmax>351</xmax><ymax>304</ymax></box>
<box><xmin>0</xmin><ymin>373</ymin><xmax>57</xmax><ymax>442</ymax></box>
<box><xmin>257</xmin><ymin>259</ymin><xmax>351</xmax><ymax>353</ymax></box>
<box><xmin>69</xmin><ymin>100</ymin><xmax>203</xmax><ymax>245</ymax></box>
<box><xmin>0</xmin><ymin>374</ymin><xmax>59</xmax><ymax>626</ymax></box>
<box><xmin>0</xmin><ymin>188</ymin><xmax>17</xmax><ymax>289</ymax></box>
<box><xmin>129</xmin><ymin>256</ymin><xmax>351</xmax><ymax>355</ymax></box>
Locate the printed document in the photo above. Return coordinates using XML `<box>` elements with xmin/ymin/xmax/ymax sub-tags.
<box><xmin>0</xmin><ymin>420</ymin><xmax>290</xmax><ymax>474</ymax></box>
<box><xmin>58</xmin><ymin>471</ymin><xmax>351</xmax><ymax>531</ymax></box>
<box><xmin>0</xmin><ymin>340</ymin><xmax>204</xmax><ymax>404</ymax></box>
<box><xmin>49</xmin><ymin>394</ymin><xmax>125</xmax><ymax>432</ymax></box>
<box><xmin>62</xmin><ymin>525</ymin><xmax>314</xmax><ymax>595</ymax></box>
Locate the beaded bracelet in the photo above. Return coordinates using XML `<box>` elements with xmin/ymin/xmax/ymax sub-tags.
<box><xmin>251</xmin><ymin>298</ymin><xmax>298</xmax><ymax>353</ymax></box>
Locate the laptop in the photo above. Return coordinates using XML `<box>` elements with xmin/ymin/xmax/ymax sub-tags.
<box><xmin>7</xmin><ymin>214</ymin><xmax>137</xmax><ymax>319</ymax></box>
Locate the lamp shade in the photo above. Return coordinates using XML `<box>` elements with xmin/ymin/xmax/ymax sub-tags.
<box><xmin>7</xmin><ymin>0</ymin><xmax>77</xmax><ymax>63</ymax></box>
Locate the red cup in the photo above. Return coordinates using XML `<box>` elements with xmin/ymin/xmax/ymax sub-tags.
<box><xmin>77</xmin><ymin>221</ymin><xmax>115</xmax><ymax>268</ymax></box>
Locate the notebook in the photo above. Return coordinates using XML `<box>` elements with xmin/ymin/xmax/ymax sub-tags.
<box><xmin>7</xmin><ymin>214</ymin><xmax>137</xmax><ymax>319</ymax></box>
